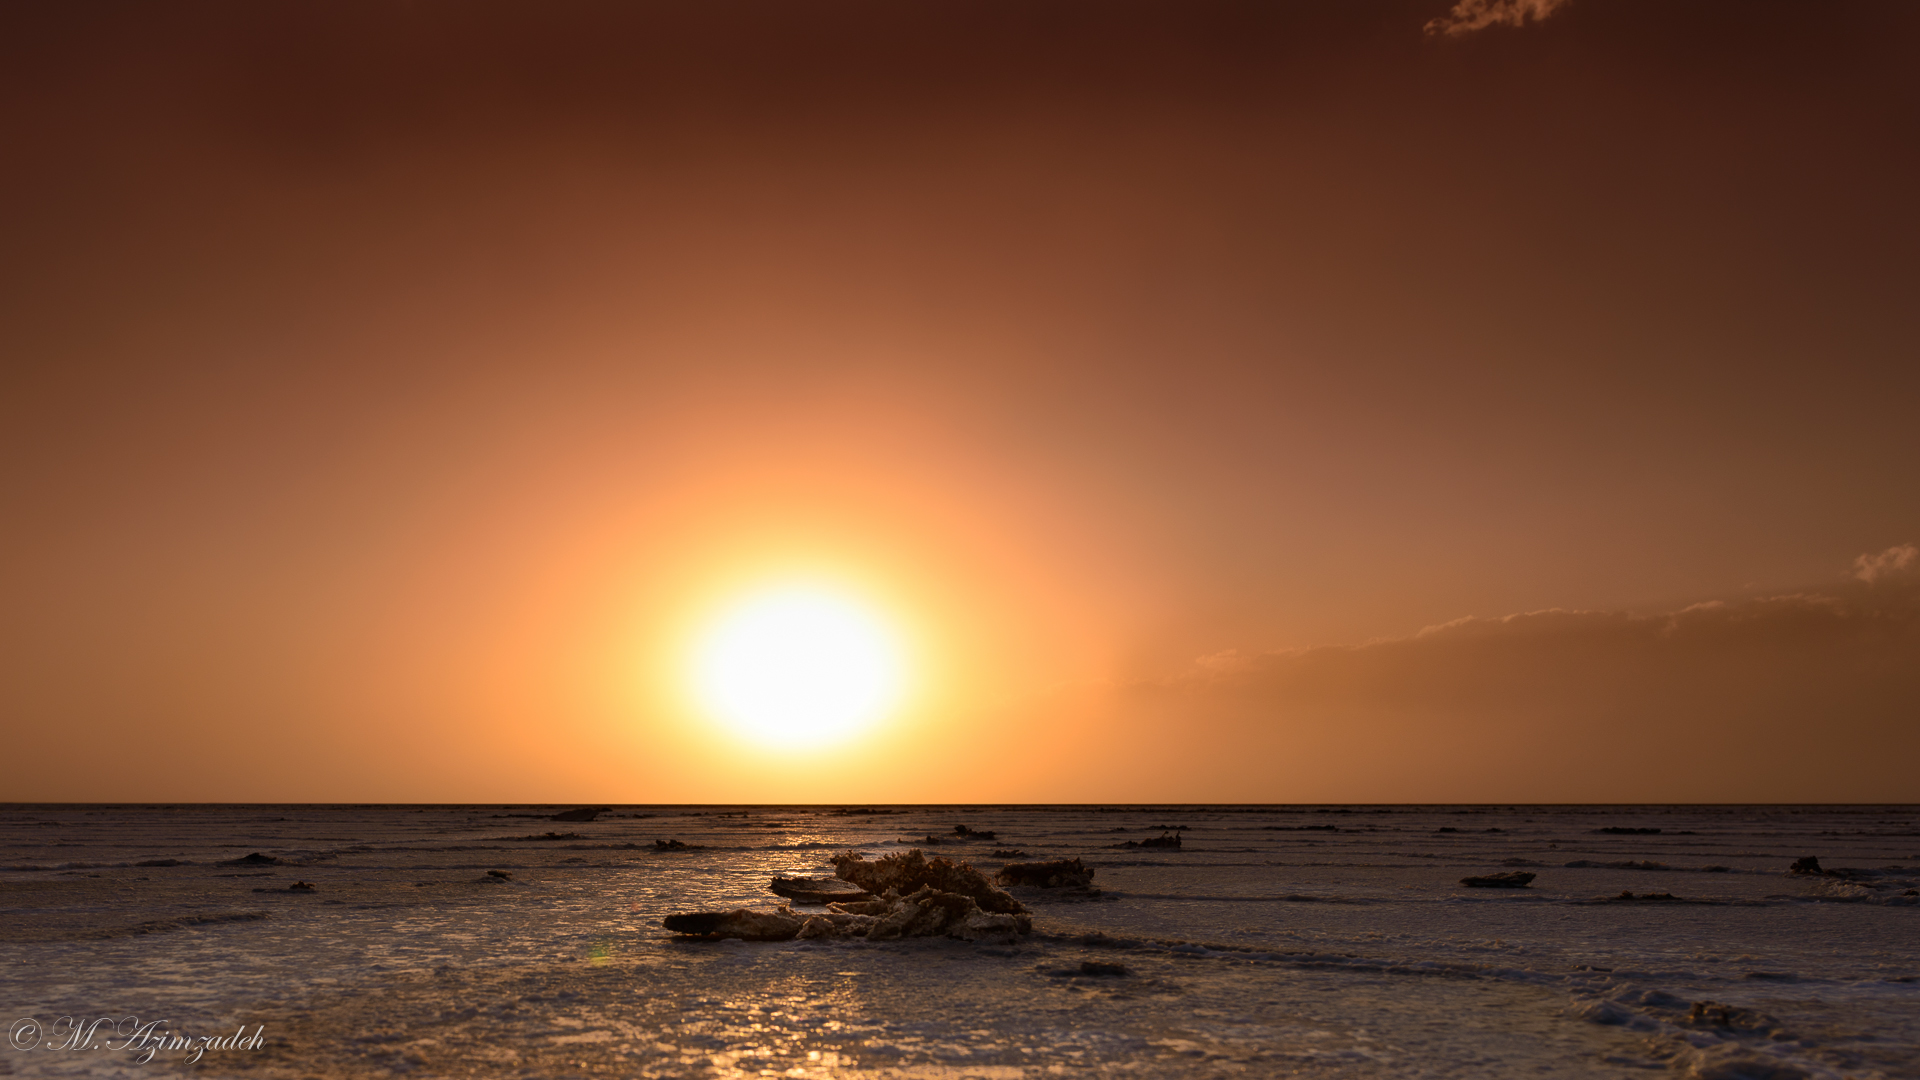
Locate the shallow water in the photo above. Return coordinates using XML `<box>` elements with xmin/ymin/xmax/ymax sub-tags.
<box><xmin>3</xmin><ymin>804</ymin><xmax>1915</xmax><ymax>1078</ymax></box>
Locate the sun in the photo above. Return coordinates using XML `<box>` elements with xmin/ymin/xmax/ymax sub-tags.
<box><xmin>690</xmin><ymin>583</ymin><xmax>907</xmax><ymax>748</ymax></box>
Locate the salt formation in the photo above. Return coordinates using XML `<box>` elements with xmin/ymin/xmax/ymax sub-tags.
<box><xmin>662</xmin><ymin>849</ymin><xmax>1033</xmax><ymax>942</ymax></box>
<box><xmin>1786</xmin><ymin>856</ymin><xmax>1920</xmax><ymax>902</ymax></box>
<box><xmin>995</xmin><ymin>857</ymin><xmax>1095</xmax><ymax>888</ymax></box>
<box><xmin>829</xmin><ymin>850</ymin><xmax>1028</xmax><ymax>914</ymax></box>
<box><xmin>1459</xmin><ymin>871</ymin><xmax>1534</xmax><ymax>888</ymax></box>
<box><xmin>834</xmin><ymin>885</ymin><xmax>1030</xmax><ymax>940</ymax></box>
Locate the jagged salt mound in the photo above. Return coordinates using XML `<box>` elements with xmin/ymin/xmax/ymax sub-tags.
<box><xmin>996</xmin><ymin>858</ymin><xmax>1095</xmax><ymax>889</ymax></box>
<box><xmin>830</xmin><ymin>849</ymin><xmax>1028</xmax><ymax>914</ymax></box>
<box><xmin>661</xmin><ymin>848</ymin><xmax>1034</xmax><ymax>941</ymax></box>
<box><xmin>661</xmin><ymin>886</ymin><xmax>1031</xmax><ymax>942</ymax></box>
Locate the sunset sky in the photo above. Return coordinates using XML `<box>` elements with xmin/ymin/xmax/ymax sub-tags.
<box><xmin>3</xmin><ymin>0</ymin><xmax>1916</xmax><ymax>803</ymax></box>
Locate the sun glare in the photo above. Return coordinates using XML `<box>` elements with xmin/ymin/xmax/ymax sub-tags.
<box><xmin>690</xmin><ymin>584</ymin><xmax>906</xmax><ymax>748</ymax></box>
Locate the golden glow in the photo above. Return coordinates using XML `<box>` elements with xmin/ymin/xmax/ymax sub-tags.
<box><xmin>690</xmin><ymin>583</ymin><xmax>906</xmax><ymax>748</ymax></box>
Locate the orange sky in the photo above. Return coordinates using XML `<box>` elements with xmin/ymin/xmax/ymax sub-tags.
<box><xmin>3</xmin><ymin>1</ymin><xmax>1916</xmax><ymax>802</ymax></box>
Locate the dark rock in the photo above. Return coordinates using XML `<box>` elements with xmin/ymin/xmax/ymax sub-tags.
<box><xmin>1115</xmin><ymin>832</ymin><xmax>1182</xmax><ymax>850</ymax></box>
<box><xmin>996</xmin><ymin>858</ymin><xmax>1095</xmax><ymax>889</ymax></box>
<box><xmin>135</xmin><ymin>859</ymin><xmax>184</xmax><ymax>867</ymax></box>
<box><xmin>1078</xmin><ymin>961</ymin><xmax>1128</xmax><ymax>977</ymax></box>
<box><xmin>1435</xmin><ymin>827</ymin><xmax>1459</xmax><ymax>833</ymax></box>
<box><xmin>486</xmin><ymin>870</ymin><xmax>513</xmax><ymax>880</ymax></box>
<box><xmin>952</xmin><ymin>825</ymin><xmax>997</xmax><ymax>841</ymax></box>
<box><xmin>653</xmin><ymin>839</ymin><xmax>701</xmax><ymax>851</ymax></box>
<box><xmin>1783</xmin><ymin>857</ymin><xmax>1879</xmax><ymax>882</ymax></box>
<box><xmin>663</xmin><ymin>908</ymin><xmax>804</xmax><ymax>941</ymax></box>
<box><xmin>664</xmin><ymin>887</ymin><xmax>1031</xmax><ymax>942</ymax></box>
<box><xmin>769</xmin><ymin>876</ymin><xmax>873</xmax><ymax>904</ymax></box>
<box><xmin>989</xmin><ymin>849</ymin><xmax>1030</xmax><ymax>859</ymax></box>
<box><xmin>224</xmin><ymin>852</ymin><xmax>280</xmax><ymax>866</ymax></box>
<box><xmin>1460</xmin><ymin>871</ymin><xmax>1535</xmax><ymax>888</ymax></box>
<box><xmin>550</xmin><ymin>808</ymin><xmax>607</xmax><ymax>822</ymax></box>
<box><xmin>1613</xmin><ymin>891</ymin><xmax>1681</xmax><ymax>902</ymax></box>
<box><xmin>822</xmin><ymin>896</ymin><xmax>894</xmax><ymax>915</ymax></box>
<box><xmin>1595</xmin><ymin>827</ymin><xmax>1661</xmax><ymax>834</ymax></box>
<box><xmin>288</xmin><ymin>881</ymin><xmax>316</xmax><ymax>892</ymax></box>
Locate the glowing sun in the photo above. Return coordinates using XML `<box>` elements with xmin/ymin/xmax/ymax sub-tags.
<box><xmin>690</xmin><ymin>584</ymin><xmax>906</xmax><ymax>747</ymax></box>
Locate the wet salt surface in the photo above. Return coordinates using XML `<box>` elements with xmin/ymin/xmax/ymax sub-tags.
<box><xmin>2</xmin><ymin>805</ymin><xmax>1916</xmax><ymax>1078</ymax></box>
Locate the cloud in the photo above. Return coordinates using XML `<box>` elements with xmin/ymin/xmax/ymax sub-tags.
<box><xmin>1424</xmin><ymin>0</ymin><xmax>1573</xmax><ymax>36</ymax></box>
<box><xmin>953</xmin><ymin>555</ymin><xmax>1920</xmax><ymax>802</ymax></box>
<box><xmin>1855</xmin><ymin>543</ymin><xmax>1918</xmax><ymax>583</ymax></box>
<box><xmin>1098</xmin><ymin>564</ymin><xmax>1920</xmax><ymax>801</ymax></box>
<box><xmin>1182</xmin><ymin>587</ymin><xmax>1913</xmax><ymax>698</ymax></box>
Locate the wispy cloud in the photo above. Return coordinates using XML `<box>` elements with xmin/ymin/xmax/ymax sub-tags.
<box><xmin>1132</xmin><ymin>558</ymin><xmax>1920</xmax><ymax>801</ymax></box>
<box><xmin>1855</xmin><ymin>543</ymin><xmax>1918</xmax><ymax>583</ymax></box>
<box><xmin>1424</xmin><ymin>0</ymin><xmax>1573</xmax><ymax>36</ymax></box>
